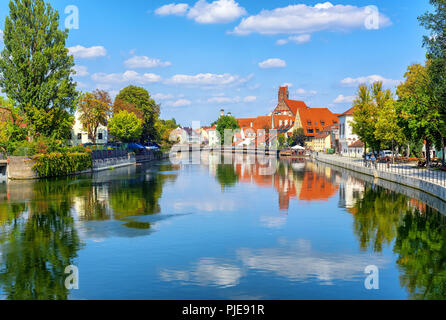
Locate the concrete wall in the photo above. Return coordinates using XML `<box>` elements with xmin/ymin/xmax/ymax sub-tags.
<box><xmin>314</xmin><ymin>154</ymin><xmax>446</xmax><ymax>202</ymax></box>
<box><xmin>7</xmin><ymin>156</ymin><xmax>37</xmax><ymax>180</ymax></box>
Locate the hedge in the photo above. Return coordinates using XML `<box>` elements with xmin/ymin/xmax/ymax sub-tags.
<box><xmin>32</xmin><ymin>152</ymin><xmax>92</xmax><ymax>178</ymax></box>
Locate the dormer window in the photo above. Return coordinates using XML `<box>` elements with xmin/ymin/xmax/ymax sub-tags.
<box><xmin>307</xmin><ymin>121</ymin><xmax>312</xmax><ymax>126</ymax></box>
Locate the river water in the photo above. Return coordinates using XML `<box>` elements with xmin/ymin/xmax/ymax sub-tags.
<box><xmin>0</xmin><ymin>152</ymin><xmax>445</xmax><ymax>300</ymax></box>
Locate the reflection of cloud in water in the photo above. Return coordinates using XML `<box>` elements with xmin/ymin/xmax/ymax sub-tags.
<box><xmin>236</xmin><ymin>239</ymin><xmax>387</xmax><ymax>285</ymax></box>
<box><xmin>173</xmin><ymin>200</ymin><xmax>236</xmax><ymax>213</ymax></box>
<box><xmin>160</xmin><ymin>239</ymin><xmax>388</xmax><ymax>288</ymax></box>
<box><xmin>160</xmin><ymin>258</ymin><xmax>244</xmax><ymax>288</ymax></box>
<box><xmin>260</xmin><ymin>216</ymin><xmax>287</xmax><ymax>229</ymax></box>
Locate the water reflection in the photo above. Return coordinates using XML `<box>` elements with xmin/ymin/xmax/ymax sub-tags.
<box><xmin>0</xmin><ymin>155</ymin><xmax>446</xmax><ymax>299</ymax></box>
<box><xmin>0</xmin><ymin>163</ymin><xmax>178</xmax><ymax>299</ymax></box>
<box><xmin>207</xmin><ymin>154</ymin><xmax>339</xmax><ymax>211</ymax></box>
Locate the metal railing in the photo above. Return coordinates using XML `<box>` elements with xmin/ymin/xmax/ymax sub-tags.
<box><xmin>91</xmin><ymin>149</ymin><xmax>128</xmax><ymax>160</ymax></box>
<box><xmin>314</xmin><ymin>153</ymin><xmax>446</xmax><ymax>188</ymax></box>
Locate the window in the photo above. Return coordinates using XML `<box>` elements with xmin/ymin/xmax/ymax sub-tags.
<box><xmin>77</xmin><ymin>133</ymin><xmax>82</xmax><ymax>140</ymax></box>
<box><xmin>316</xmin><ymin>129</ymin><xmax>320</xmax><ymax>133</ymax></box>
<box><xmin>315</xmin><ymin>122</ymin><xmax>318</xmax><ymax>126</ymax></box>
<box><xmin>307</xmin><ymin>129</ymin><xmax>314</xmax><ymax>134</ymax></box>
<box><xmin>307</xmin><ymin>121</ymin><xmax>312</xmax><ymax>126</ymax></box>
<box><xmin>98</xmin><ymin>133</ymin><xmax>103</xmax><ymax>140</ymax></box>
<box><xmin>321</xmin><ymin>121</ymin><xmax>325</xmax><ymax>126</ymax></box>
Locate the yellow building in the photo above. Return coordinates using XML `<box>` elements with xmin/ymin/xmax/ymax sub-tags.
<box><xmin>313</xmin><ymin>132</ymin><xmax>332</xmax><ymax>152</ymax></box>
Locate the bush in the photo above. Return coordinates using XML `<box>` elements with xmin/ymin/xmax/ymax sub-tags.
<box><xmin>32</xmin><ymin>152</ymin><xmax>92</xmax><ymax>178</ymax></box>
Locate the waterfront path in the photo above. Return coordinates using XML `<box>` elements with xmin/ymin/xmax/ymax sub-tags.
<box><xmin>313</xmin><ymin>153</ymin><xmax>446</xmax><ymax>200</ymax></box>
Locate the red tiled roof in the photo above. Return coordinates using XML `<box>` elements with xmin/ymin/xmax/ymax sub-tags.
<box><xmin>284</xmin><ymin>99</ymin><xmax>308</xmax><ymax>116</ymax></box>
<box><xmin>348</xmin><ymin>140</ymin><xmax>364</xmax><ymax>148</ymax></box>
<box><xmin>314</xmin><ymin>132</ymin><xmax>330</xmax><ymax>139</ymax></box>
<box><xmin>298</xmin><ymin>108</ymin><xmax>339</xmax><ymax>137</ymax></box>
<box><xmin>339</xmin><ymin>107</ymin><xmax>356</xmax><ymax>117</ymax></box>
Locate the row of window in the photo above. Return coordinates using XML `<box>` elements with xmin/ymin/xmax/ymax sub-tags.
<box><xmin>70</xmin><ymin>133</ymin><xmax>104</xmax><ymax>140</ymax></box>
<box><xmin>306</xmin><ymin>120</ymin><xmax>338</xmax><ymax>126</ymax></box>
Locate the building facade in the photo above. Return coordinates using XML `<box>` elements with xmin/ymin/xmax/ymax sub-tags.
<box><xmin>69</xmin><ymin>111</ymin><xmax>108</xmax><ymax>146</ymax></box>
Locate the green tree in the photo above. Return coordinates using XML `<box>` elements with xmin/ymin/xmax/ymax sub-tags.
<box><xmin>215</xmin><ymin>115</ymin><xmax>240</xmax><ymax>145</ymax></box>
<box><xmin>114</xmin><ymin>86</ymin><xmax>160</xmax><ymax>144</ymax></box>
<box><xmin>0</xmin><ymin>0</ymin><xmax>78</xmax><ymax>139</ymax></box>
<box><xmin>375</xmin><ymin>99</ymin><xmax>406</xmax><ymax>162</ymax></box>
<box><xmin>397</xmin><ymin>63</ymin><xmax>443</xmax><ymax>166</ymax></box>
<box><xmin>288</xmin><ymin>128</ymin><xmax>306</xmax><ymax>147</ymax></box>
<box><xmin>215</xmin><ymin>164</ymin><xmax>239</xmax><ymax>190</ymax></box>
<box><xmin>108</xmin><ymin>110</ymin><xmax>143</xmax><ymax>143</ymax></box>
<box><xmin>419</xmin><ymin>1</ymin><xmax>446</xmax><ymax>163</ymax></box>
<box><xmin>78</xmin><ymin>90</ymin><xmax>112</xmax><ymax>144</ymax></box>
<box><xmin>155</xmin><ymin>118</ymin><xmax>179</xmax><ymax>147</ymax></box>
<box><xmin>351</xmin><ymin>84</ymin><xmax>380</xmax><ymax>153</ymax></box>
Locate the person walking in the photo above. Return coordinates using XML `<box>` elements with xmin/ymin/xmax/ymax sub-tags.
<box><xmin>371</xmin><ymin>153</ymin><xmax>376</xmax><ymax>169</ymax></box>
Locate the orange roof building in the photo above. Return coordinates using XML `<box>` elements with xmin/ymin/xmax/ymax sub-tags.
<box><xmin>273</xmin><ymin>86</ymin><xmax>339</xmax><ymax>138</ymax></box>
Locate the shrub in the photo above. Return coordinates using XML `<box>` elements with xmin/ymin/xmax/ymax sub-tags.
<box><xmin>32</xmin><ymin>152</ymin><xmax>92</xmax><ymax>178</ymax></box>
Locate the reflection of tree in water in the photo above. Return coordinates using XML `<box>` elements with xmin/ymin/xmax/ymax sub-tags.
<box><xmin>0</xmin><ymin>180</ymin><xmax>82</xmax><ymax>300</ymax></box>
<box><xmin>394</xmin><ymin>208</ymin><xmax>446</xmax><ymax>300</ymax></box>
<box><xmin>351</xmin><ymin>185</ymin><xmax>409</xmax><ymax>252</ymax></box>
<box><xmin>216</xmin><ymin>164</ymin><xmax>238</xmax><ymax>190</ymax></box>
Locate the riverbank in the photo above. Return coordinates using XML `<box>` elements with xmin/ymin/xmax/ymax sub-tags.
<box><xmin>313</xmin><ymin>153</ymin><xmax>446</xmax><ymax>202</ymax></box>
<box><xmin>5</xmin><ymin>150</ymin><xmax>168</xmax><ymax>181</ymax></box>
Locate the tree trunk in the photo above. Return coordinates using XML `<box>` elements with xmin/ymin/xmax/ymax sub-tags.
<box><xmin>442</xmin><ymin>136</ymin><xmax>445</xmax><ymax>166</ymax></box>
<box><xmin>426</xmin><ymin>139</ymin><xmax>431</xmax><ymax>167</ymax></box>
<box><xmin>392</xmin><ymin>138</ymin><xmax>395</xmax><ymax>164</ymax></box>
<box><xmin>407</xmin><ymin>143</ymin><xmax>410</xmax><ymax>158</ymax></box>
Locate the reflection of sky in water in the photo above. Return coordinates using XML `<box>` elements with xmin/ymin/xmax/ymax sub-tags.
<box><xmin>0</xmin><ymin>156</ymin><xmax>445</xmax><ymax>300</ymax></box>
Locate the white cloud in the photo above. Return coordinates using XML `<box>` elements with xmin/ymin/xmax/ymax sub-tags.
<box><xmin>340</xmin><ymin>75</ymin><xmax>401</xmax><ymax>87</ymax></box>
<box><xmin>155</xmin><ymin>3</ymin><xmax>189</xmax><ymax>16</ymax></box>
<box><xmin>295</xmin><ymin>88</ymin><xmax>317</xmax><ymax>97</ymax></box>
<box><xmin>92</xmin><ymin>70</ymin><xmax>161</xmax><ymax>85</ymax></box>
<box><xmin>68</xmin><ymin>45</ymin><xmax>107</xmax><ymax>59</ymax></box>
<box><xmin>188</xmin><ymin>0</ymin><xmax>246</xmax><ymax>24</ymax></box>
<box><xmin>333</xmin><ymin>94</ymin><xmax>355</xmax><ymax>103</ymax></box>
<box><xmin>166</xmin><ymin>99</ymin><xmax>192</xmax><ymax>107</ymax></box>
<box><xmin>156</xmin><ymin>0</ymin><xmax>246</xmax><ymax>24</ymax></box>
<box><xmin>258</xmin><ymin>58</ymin><xmax>286</xmax><ymax>69</ymax></box>
<box><xmin>208</xmin><ymin>96</ymin><xmax>240</xmax><ymax>104</ymax></box>
<box><xmin>243</xmin><ymin>96</ymin><xmax>257</xmax><ymax>102</ymax></box>
<box><xmin>124</xmin><ymin>56</ymin><xmax>172</xmax><ymax>69</ymax></box>
<box><xmin>282</xmin><ymin>83</ymin><xmax>293</xmax><ymax>88</ymax></box>
<box><xmin>72</xmin><ymin>65</ymin><xmax>89</xmax><ymax>77</ymax></box>
<box><xmin>166</xmin><ymin>73</ymin><xmax>251</xmax><ymax>87</ymax></box>
<box><xmin>0</xmin><ymin>30</ymin><xmax>3</xmax><ymax>41</ymax></box>
<box><xmin>153</xmin><ymin>93</ymin><xmax>175</xmax><ymax>100</ymax></box>
<box><xmin>232</xmin><ymin>2</ymin><xmax>391</xmax><ymax>35</ymax></box>
<box><xmin>277</xmin><ymin>34</ymin><xmax>311</xmax><ymax>45</ymax></box>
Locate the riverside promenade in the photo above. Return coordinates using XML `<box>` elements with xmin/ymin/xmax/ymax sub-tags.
<box><xmin>313</xmin><ymin>153</ymin><xmax>446</xmax><ymax>201</ymax></box>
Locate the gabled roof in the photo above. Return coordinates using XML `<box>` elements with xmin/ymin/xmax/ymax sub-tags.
<box><xmin>298</xmin><ymin>108</ymin><xmax>339</xmax><ymax>137</ymax></box>
<box><xmin>339</xmin><ymin>107</ymin><xmax>355</xmax><ymax>117</ymax></box>
<box><xmin>348</xmin><ymin>140</ymin><xmax>364</xmax><ymax>148</ymax></box>
<box><xmin>284</xmin><ymin>99</ymin><xmax>308</xmax><ymax>116</ymax></box>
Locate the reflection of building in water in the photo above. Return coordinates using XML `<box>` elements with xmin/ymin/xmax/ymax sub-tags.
<box><xmin>338</xmin><ymin>176</ymin><xmax>366</xmax><ymax>211</ymax></box>
<box><xmin>208</xmin><ymin>154</ymin><xmax>338</xmax><ymax>211</ymax></box>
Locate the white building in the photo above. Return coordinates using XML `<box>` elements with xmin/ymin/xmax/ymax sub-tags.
<box><xmin>69</xmin><ymin>110</ymin><xmax>108</xmax><ymax>146</ymax></box>
<box><xmin>338</xmin><ymin>107</ymin><xmax>364</xmax><ymax>158</ymax></box>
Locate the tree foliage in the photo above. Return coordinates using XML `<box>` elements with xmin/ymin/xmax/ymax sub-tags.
<box><xmin>108</xmin><ymin>110</ymin><xmax>143</xmax><ymax>143</ymax></box>
<box><xmin>0</xmin><ymin>0</ymin><xmax>78</xmax><ymax>139</ymax></box>
<box><xmin>396</xmin><ymin>62</ymin><xmax>443</xmax><ymax>163</ymax></box>
<box><xmin>114</xmin><ymin>86</ymin><xmax>160</xmax><ymax>144</ymax></box>
<box><xmin>215</xmin><ymin>115</ymin><xmax>240</xmax><ymax>145</ymax></box>
<box><xmin>78</xmin><ymin>90</ymin><xmax>112</xmax><ymax>144</ymax></box>
<box><xmin>288</xmin><ymin>128</ymin><xmax>306</xmax><ymax>147</ymax></box>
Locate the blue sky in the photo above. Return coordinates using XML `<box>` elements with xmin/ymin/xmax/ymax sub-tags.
<box><xmin>0</xmin><ymin>0</ymin><xmax>432</xmax><ymax>126</ymax></box>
